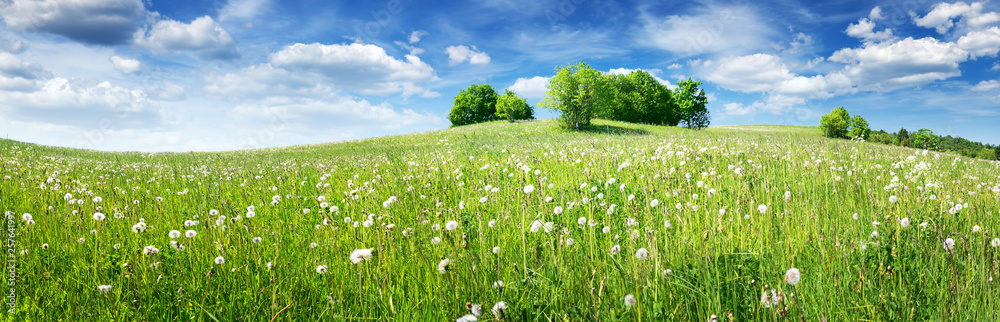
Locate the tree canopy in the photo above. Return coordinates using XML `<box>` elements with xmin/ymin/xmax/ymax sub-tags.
<box><xmin>819</xmin><ymin>107</ymin><xmax>850</xmax><ymax>139</ymax></box>
<box><xmin>539</xmin><ymin>62</ymin><xmax>612</xmax><ymax>130</ymax></box>
<box><xmin>673</xmin><ymin>78</ymin><xmax>709</xmax><ymax>129</ymax></box>
<box><xmin>448</xmin><ymin>84</ymin><xmax>499</xmax><ymax>126</ymax></box>
<box><xmin>495</xmin><ymin>90</ymin><xmax>534</xmax><ymax>122</ymax></box>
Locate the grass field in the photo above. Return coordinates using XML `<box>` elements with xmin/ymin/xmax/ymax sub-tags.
<box><xmin>2</xmin><ymin>119</ymin><xmax>999</xmax><ymax>321</ymax></box>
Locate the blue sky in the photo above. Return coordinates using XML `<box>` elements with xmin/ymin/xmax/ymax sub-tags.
<box><xmin>1</xmin><ymin>0</ymin><xmax>999</xmax><ymax>151</ymax></box>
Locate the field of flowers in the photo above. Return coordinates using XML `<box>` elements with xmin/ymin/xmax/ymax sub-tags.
<box><xmin>1</xmin><ymin>119</ymin><xmax>999</xmax><ymax>321</ymax></box>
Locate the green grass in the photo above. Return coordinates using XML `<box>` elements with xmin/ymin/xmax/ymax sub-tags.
<box><xmin>2</xmin><ymin>119</ymin><xmax>999</xmax><ymax>321</ymax></box>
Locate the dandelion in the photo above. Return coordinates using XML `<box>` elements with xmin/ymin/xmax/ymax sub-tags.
<box><xmin>488</xmin><ymin>219</ymin><xmax>496</xmax><ymax>227</ymax></box>
<box><xmin>972</xmin><ymin>225</ymin><xmax>981</xmax><ymax>233</ymax></box>
<box><xmin>168</xmin><ymin>230</ymin><xmax>181</xmax><ymax>239</ymax></box>
<box><xmin>131</xmin><ymin>223</ymin><xmax>146</xmax><ymax>233</ymax></box>
<box><xmin>97</xmin><ymin>285</ymin><xmax>112</xmax><ymax>294</ymax></box>
<box><xmin>492</xmin><ymin>246</ymin><xmax>500</xmax><ymax>254</ymax></box>
<box><xmin>757</xmin><ymin>204</ymin><xmax>767</xmax><ymax>214</ymax></box>
<box><xmin>523</xmin><ymin>185</ymin><xmax>535</xmax><ymax>194</ymax></box>
<box><xmin>363</xmin><ymin>220</ymin><xmax>373</xmax><ymax>227</ymax></box>
<box><xmin>635</xmin><ymin>248</ymin><xmax>648</xmax><ymax>260</ymax></box>
<box><xmin>143</xmin><ymin>245</ymin><xmax>159</xmax><ymax>255</ymax></box>
<box><xmin>565</xmin><ymin>237</ymin><xmax>574</xmax><ymax>246</ymax></box>
<box><xmin>479</xmin><ymin>196</ymin><xmax>488</xmax><ymax>203</ymax></box>
<box><xmin>209</xmin><ymin>209</ymin><xmax>219</xmax><ymax>216</ymax></box>
<box><xmin>431</xmin><ymin>237</ymin><xmax>441</xmax><ymax>245</ymax></box>
<box><xmin>664</xmin><ymin>220</ymin><xmax>671</xmax><ymax>228</ymax></box>
<box><xmin>784</xmin><ymin>267</ymin><xmax>801</xmax><ymax>285</ymax></box>
<box><xmin>437</xmin><ymin>258</ymin><xmax>451</xmax><ymax>274</ymax></box>
<box><xmin>41</xmin><ymin>243</ymin><xmax>48</xmax><ymax>249</ymax></box>
<box><xmin>92</xmin><ymin>212</ymin><xmax>105</xmax><ymax>221</ymax></box>
<box><xmin>491</xmin><ymin>301</ymin><xmax>507</xmax><ymax>317</ymax></box>
<box><xmin>852</xmin><ymin>213</ymin><xmax>858</xmax><ymax>220</ymax></box>
<box><xmin>889</xmin><ymin>195</ymin><xmax>898</xmax><ymax>204</ymax></box>
<box><xmin>310</xmin><ymin>242</ymin><xmax>318</xmax><ymax>249</ymax></box>
<box><xmin>577</xmin><ymin>216</ymin><xmax>586</xmax><ymax>226</ymax></box>
<box><xmin>529</xmin><ymin>220</ymin><xmax>543</xmax><ymax>233</ymax></box>
<box><xmin>350</xmin><ymin>248</ymin><xmax>373</xmax><ymax>264</ymax></box>
<box><xmin>870</xmin><ymin>231</ymin><xmax>878</xmax><ymax>238</ymax></box>
<box><xmin>900</xmin><ymin>217</ymin><xmax>910</xmax><ymax>228</ymax></box>
<box><xmin>446</xmin><ymin>220</ymin><xmax>459</xmax><ymax>231</ymax></box>
<box><xmin>650</xmin><ymin>199</ymin><xmax>659</xmax><ymax>207</ymax></box>
<box><xmin>316</xmin><ymin>265</ymin><xmax>328</xmax><ymax>274</ymax></box>
<box><xmin>245</xmin><ymin>211</ymin><xmax>255</xmax><ymax>219</ymax></box>
<box><xmin>553</xmin><ymin>206</ymin><xmax>563</xmax><ymax>215</ymax></box>
<box><xmin>252</xmin><ymin>237</ymin><xmax>262</xmax><ymax>243</ymax></box>
<box><xmin>610</xmin><ymin>244</ymin><xmax>621</xmax><ymax>255</ymax></box>
<box><xmin>602</xmin><ymin>226</ymin><xmax>611</xmax><ymax>234</ymax></box>
<box><xmin>943</xmin><ymin>238</ymin><xmax>955</xmax><ymax>251</ymax></box>
<box><xmin>624</xmin><ymin>294</ymin><xmax>636</xmax><ymax>307</ymax></box>
<box><xmin>185</xmin><ymin>230</ymin><xmax>197</xmax><ymax>238</ymax></box>
<box><xmin>991</xmin><ymin>238</ymin><xmax>1000</xmax><ymax>248</ymax></box>
<box><xmin>266</xmin><ymin>261</ymin><xmax>276</xmax><ymax>270</ymax></box>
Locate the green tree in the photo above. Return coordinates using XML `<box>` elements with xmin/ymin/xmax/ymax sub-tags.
<box><xmin>601</xmin><ymin>70</ymin><xmax>677</xmax><ymax>125</ymax></box>
<box><xmin>448</xmin><ymin>84</ymin><xmax>498</xmax><ymax>126</ymax></box>
<box><xmin>495</xmin><ymin>90</ymin><xmax>534</xmax><ymax>122</ymax></box>
<box><xmin>673</xmin><ymin>78</ymin><xmax>710</xmax><ymax>129</ymax></box>
<box><xmin>976</xmin><ymin>147</ymin><xmax>997</xmax><ymax>160</ymax></box>
<box><xmin>819</xmin><ymin>107</ymin><xmax>850</xmax><ymax>138</ymax></box>
<box><xmin>848</xmin><ymin>115</ymin><xmax>871</xmax><ymax>140</ymax></box>
<box><xmin>896</xmin><ymin>128</ymin><xmax>909</xmax><ymax>146</ymax></box>
<box><xmin>540</xmin><ymin>62</ymin><xmax>612</xmax><ymax>130</ymax></box>
<box><xmin>909</xmin><ymin>128</ymin><xmax>939</xmax><ymax>150</ymax></box>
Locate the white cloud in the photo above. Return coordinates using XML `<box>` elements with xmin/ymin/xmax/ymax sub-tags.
<box><xmin>869</xmin><ymin>7</ymin><xmax>884</xmax><ymax>20</ymax></box>
<box><xmin>0</xmin><ymin>0</ymin><xmax>146</xmax><ymax>45</ymax></box>
<box><xmin>445</xmin><ymin>45</ymin><xmax>490</xmax><ymax>66</ymax></box>
<box><xmin>913</xmin><ymin>1</ymin><xmax>1000</xmax><ymax>34</ymax></box>
<box><xmin>109</xmin><ymin>56</ymin><xmax>141</xmax><ymax>74</ymax></box>
<box><xmin>507</xmin><ymin>76</ymin><xmax>549</xmax><ymax>100</ymax></box>
<box><xmin>957</xmin><ymin>27</ymin><xmax>1000</xmax><ymax>58</ymax></box>
<box><xmin>230</xmin><ymin>95</ymin><xmax>442</xmax><ymax>131</ymax></box>
<box><xmin>0</xmin><ymin>52</ymin><xmax>49</xmax><ymax>81</ymax></box>
<box><xmin>719</xmin><ymin>95</ymin><xmax>806</xmax><ymax>117</ymax></box>
<box><xmin>639</xmin><ymin>3</ymin><xmax>776</xmax><ymax>56</ymax></box>
<box><xmin>971</xmin><ymin>79</ymin><xmax>1000</xmax><ymax>91</ymax></box>
<box><xmin>409</xmin><ymin>30</ymin><xmax>428</xmax><ymax>44</ymax></box>
<box><xmin>830</xmin><ymin>37</ymin><xmax>967</xmax><ymax>91</ymax></box>
<box><xmin>702</xmin><ymin>54</ymin><xmax>795</xmax><ymax>93</ymax></box>
<box><xmin>846</xmin><ymin>17</ymin><xmax>895</xmax><ymax>43</ymax></box>
<box><xmin>134</xmin><ymin>16</ymin><xmax>240</xmax><ymax>60</ymax></box>
<box><xmin>219</xmin><ymin>0</ymin><xmax>270</xmax><ymax>21</ymax></box>
<box><xmin>667</xmin><ymin>63</ymin><xmax>682</xmax><ymax>70</ymax></box>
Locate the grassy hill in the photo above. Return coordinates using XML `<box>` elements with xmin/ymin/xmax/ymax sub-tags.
<box><xmin>1</xmin><ymin>119</ymin><xmax>998</xmax><ymax>320</ymax></box>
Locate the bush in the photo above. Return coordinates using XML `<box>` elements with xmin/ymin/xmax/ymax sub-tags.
<box><xmin>448</xmin><ymin>84</ymin><xmax>498</xmax><ymax>126</ymax></box>
<box><xmin>495</xmin><ymin>90</ymin><xmax>533</xmax><ymax>122</ymax></box>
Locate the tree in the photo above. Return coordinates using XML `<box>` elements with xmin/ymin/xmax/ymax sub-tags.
<box><xmin>601</xmin><ymin>70</ymin><xmax>677</xmax><ymax>125</ymax></box>
<box><xmin>540</xmin><ymin>62</ymin><xmax>612</xmax><ymax>130</ymax></box>
<box><xmin>976</xmin><ymin>147</ymin><xmax>996</xmax><ymax>160</ymax></box>
<box><xmin>819</xmin><ymin>107</ymin><xmax>850</xmax><ymax>138</ymax></box>
<box><xmin>848</xmin><ymin>115</ymin><xmax>871</xmax><ymax>140</ymax></box>
<box><xmin>909</xmin><ymin>128</ymin><xmax>939</xmax><ymax>150</ymax></box>
<box><xmin>896</xmin><ymin>128</ymin><xmax>909</xmax><ymax>146</ymax></box>
<box><xmin>448</xmin><ymin>84</ymin><xmax>498</xmax><ymax>126</ymax></box>
<box><xmin>495</xmin><ymin>90</ymin><xmax>534</xmax><ymax>122</ymax></box>
<box><xmin>673</xmin><ymin>78</ymin><xmax>709</xmax><ymax>129</ymax></box>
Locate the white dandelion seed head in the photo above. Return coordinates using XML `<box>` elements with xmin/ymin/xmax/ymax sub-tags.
<box><xmin>664</xmin><ymin>220</ymin><xmax>671</xmax><ymax>228</ymax></box>
<box><xmin>21</xmin><ymin>213</ymin><xmax>32</xmax><ymax>221</ymax></box>
<box><xmin>635</xmin><ymin>248</ymin><xmax>648</xmax><ymax>260</ymax></box>
<box><xmin>97</xmin><ymin>285</ymin><xmax>112</xmax><ymax>294</ymax></box>
<box><xmin>757</xmin><ymin>204</ymin><xmax>767</xmax><ymax>214</ymax></box>
<box><xmin>92</xmin><ymin>212</ymin><xmax>105</xmax><ymax>221</ymax></box>
<box><xmin>350</xmin><ymin>248</ymin><xmax>373</xmax><ymax>264</ymax></box>
<box><xmin>972</xmin><ymin>225</ymin><xmax>981</xmax><ymax>233</ymax></box>
<box><xmin>991</xmin><ymin>238</ymin><xmax>1000</xmax><ymax>248</ymax></box>
<box><xmin>943</xmin><ymin>238</ymin><xmax>956</xmax><ymax>251</ymax></box>
<box><xmin>523</xmin><ymin>185</ymin><xmax>535</xmax><ymax>194</ymax></box>
<box><xmin>491</xmin><ymin>301</ymin><xmax>507</xmax><ymax>317</ymax></box>
<box><xmin>185</xmin><ymin>230</ymin><xmax>197</xmax><ymax>238</ymax></box>
<box><xmin>602</xmin><ymin>226</ymin><xmax>611</xmax><ymax>234</ymax></box>
<box><xmin>900</xmin><ymin>217</ymin><xmax>910</xmax><ymax>228</ymax></box>
<box><xmin>610</xmin><ymin>244</ymin><xmax>621</xmax><ymax>255</ymax></box>
<box><xmin>209</xmin><ymin>209</ymin><xmax>219</xmax><ymax>216</ymax></box>
<box><xmin>252</xmin><ymin>237</ymin><xmax>262</xmax><ymax>243</ymax></box>
<box><xmin>492</xmin><ymin>246</ymin><xmax>500</xmax><ymax>254</ymax></box>
<box><xmin>316</xmin><ymin>265</ymin><xmax>328</xmax><ymax>274</ymax></box>
<box><xmin>431</xmin><ymin>237</ymin><xmax>441</xmax><ymax>245</ymax></box>
<box><xmin>214</xmin><ymin>256</ymin><xmax>225</xmax><ymax>265</ymax></box>
<box><xmin>437</xmin><ymin>258</ymin><xmax>451</xmax><ymax>274</ymax></box>
<box><xmin>488</xmin><ymin>219</ymin><xmax>496</xmax><ymax>227</ymax></box>
<box><xmin>577</xmin><ymin>216</ymin><xmax>587</xmax><ymax>226</ymax></box>
<box><xmin>168</xmin><ymin>230</ymin><xmax>181</xmax><ymax>239</ymax></box>
<box><xmin>650</xmin><ymin>199</ymin><xmax>659</xmax><ymax>207</ymax></box>
<box><xmin>889</xmin><ymin>195</ymin><xmax>898</xmax><ymax>204</ymax></box>
<box><xmin>446</xmin><ymin>220</ymin><xmax>459</xmax><ymax>231</ymax></box>
<box><xmin>784</xmin><ymin>267</ymin><xmax>801</xmax><ymax>285</ymax></box>
<box><xmin>529</xmin><ymin>220</ymin><xmax>543</xmax><ymax>233</ymax></box>
<box><xmin>553</xmin><ymin>206</ymin><xmax>564</xmax><ymax>215</ymax></box>
<box><xmin>624</xmin><ymin>294</ymin><xmax>636</xmax><ymax>307</ymax></box>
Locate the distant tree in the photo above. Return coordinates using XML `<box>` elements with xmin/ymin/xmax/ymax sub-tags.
<box><xmin>495</xmin><ymin>90</ymin><xmax>533</xmax><ymax>122</ymax></box>
<box><xmin>449</xmin><ymin>84</ymin><xmax>499</xmax><ymax>126</ymax></box>
<box><xmin>819</xmin><ymin>107</ymin><xmax>850</xmax><ymax>138</ymax></box>
<box><xmin>848</xmin><ymin>115</ymin><xmax>871</xmax><ymax>140</ymax></box>
<box><xmin>674</xmin><ymin>78</ymin><xmax>710</xmax><ymax>129</ymax></box>
<box><xmin>910</xmin><ymin>128</ymin><xmax>939</xmax><ymax>150</ymax></box>
<box><xmin>994</xmin><ymin>146</ymin><xmax>1000</xmax><ymax>160</ymax></box>
<box><xmin>896</xmin><ymin>128</ymin><xmax>909</xmax><ymax>146</ymax></box>
<box><xmin>977</xmin><ymin>147</ymin><xmax>997</xmax><ymax>160</ymax></box>
<box><xmin>601</xmin><ymin>70</ymin><xmax>677</xmax><ymax>125</ymax></box>
<box><xmin>540</xmin><ymin>62</ymin><xmax>612</xmax><ymax>130</ymax></box>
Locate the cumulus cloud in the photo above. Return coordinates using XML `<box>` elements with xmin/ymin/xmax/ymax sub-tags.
<box><xmin>957</xmin><ymin>27</ymin><xmax>1000</xmax><ymax>57</ymax></box>
<box><xmin>913</xmin><ymin>1</ymin><xmax>1000</xmax><ymax>34</ymax></box>
<box><xmin>109</xmin><ymin>56</ymin><xmax>141</xmax><ymax>74</ymax></box>
<box><xmin>507</xmin><ymin>76</ymin><xmax>549</xmax><ymax>99</ymax></box>
<box><xmin>445</xmin><ymin>45</ymin><xmax>490</xmax><ymax>65</ymax></box>
<box><xmin>0</xmin><ymin>52</ymin><xmax>49</xmax><ymax>81</ymax></box>
<box><xmin>702</xmin><ymin>54</ymin><xmax>796</xmax><ymax>93</ymax></box>
<box><xmin>639</xmin><ymin>2</ymin><xmax>776</xmax><ymax>56</ymax></box>
<box><xmin>846</xmin><ymin>8</ymin><xmax>895</xmax><ymax>43</ymax></box>
<box><xmin>0</xmin><ymin>0</ymin><xmax>146</xmax><ymax>45</ymax></box>
<box><xmin>971</xmin><ymin>79</ymin><xmax>1000</xmax><ymax>91</ymax></box>
<box><xmin>409</xmin><ymin>30</ymin><xmax>428</xmax><ymax>44</ymax></box>
<box><xmin>134</xmin><ymin>16</ymin><xmax>240</xmax><ymax>60</ymax></box>
<box><xmin>829</xmin><ymin>37</ymin><xmax>967</xmax><ymax>91</ymax></box>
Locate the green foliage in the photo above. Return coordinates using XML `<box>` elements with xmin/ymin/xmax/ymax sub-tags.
<box><xmin>896</xmin><ymin>128</ymin><xmax>909</xmax><ymax>144</ymax></box>
<box><xmin>540</xmin><ymin>62</ymin><xmax>612</xmax><ymax>130</ymax></box>
<box><xmin>848</xmin><ymin>115</ymin><xmax>871</xmax><ymax>140</ymax></box>
<box><xmin>909</xmin><ymin>128</ymin><xmax>938</xmax><ymax>150</ymax></box>
<box><xmin>495</xmin><ymin>90</ymin><xmax>534</xmax><ymax>122</ymax></box>
<box><xmin>449</xmin><ymin>83</ymin><xmax>499</xmax><ymax>126</ymax></box>
<box><xmin>673</xmin><ymin>78</ymin><xmax>710</xmax><ymax>129</ymax></box>
<box><xmin>599</xmin><ymin>70</ymin><xmax>678</xmax><ymax>125</ymax></box>
<box><xmin>976</xmin><ymin>147</ymin><xmax>996</xmax><ymax>160</ymax></box>
<box><xmin>819</xmin><ymin>107</ymin><xmax>850</xmax><ymax>138</ymax></box>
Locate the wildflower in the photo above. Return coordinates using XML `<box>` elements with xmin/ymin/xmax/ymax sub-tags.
<box><xmin>852</xmin><ymin>213</ymin><xmax>858</xmax><ymax>220</ymax></box>
<box><xmin>991</xmin><ymin>238</ymin><xmax>1000</xmax><ymax>248</ymax></box>
<box><xmin>871</xmin><ymin>231</ymin><xmax>878</xmax><ymax>238</ymax></box>
<box><xmin>553</xmin><ymin>206</ymin><xmax>564</xmax><ymax>215</ymax></box>
<box><xmin>266</xmin><ymin>261</ymin><xmax>276</xmax><ymax>270</ymax></box>
<box><xmin>492</xmin><ymin>246</ymin><xmax>500</xmax><ymax>254</ymax></box>
<box><xmin>479</xmin><ymin>196</ymin><xmax>488</xmax><ymax>203</ymax></box>
<box><xmin>431</xmin><ymin>237</ymin><xmax>441</xmax><ymax>245</ymax></box>
<box><xmin>169</xmin><ymin>230</ymin><xmax>181</xmax><ymax>239</ymax></box>
<box><xmin>437</xmin><ymin>258</ymin><xmax>451</xmax><ymax>274</ymax></box>
<box><xmin>209</xmin><ymin>209</ymin><xmax>219</xmax><ymax>216</ymax></box>
<box><xmin>245</xmin><ymin>211</ymin><xmax>255</xmax><ymax>218</ymax></box>
<box><xmin>143</xmin><ymin>245</ymin><xmax>159</xmax><ymax>255</ymax></box>
<box><xmin>635</xmin><ymin>248</ymin><xmax>648</xmax><ymax>260</ymax></box>
<box><xmin>488</xmin><ymin>219</ymin><xmax>496</xmax><ymax>227</ymax></box>
<box><xmin>972</xmin><ymin>225</ymin><xmax>981</xmax><ymax>233</ymax></box>
<box><xmin>471</xmin><ymin>303</ymin><xmax>482</xmax><ymax>316</ymax></box>
<box><xmin>491</xmin><ymin>301</ymin><xmax>507</xmax><ymax>317</ymax></box>
<box><xmin>889</xmin><ymin>195</ymin><xmax>898</xmax><ymax>204</ymax></box>
<box><xmin>602</xmin><ymin>226</ymin><xmax>611</xmax><ymax>234</ymax></box>
<box><xmin>131</xmin><ymin>222</ymin><xmax>146</xmax><ymax>233</ymax></box>
<box><xmin>624</xmin><ymin>294</ymin><xmax>636</xmax><ymax>307</ymax></box>
<box><xmin>577</xmin><ymin>216</ymin><xmax>586</xmax><ymax>226</ymax></box>
<box><xmin>350</xmin><ymin>248</ymin><xmax>373</xmax><ymax>264</ymax></box>
<box><xmin>214</xmin><ymin>256</ymin><xmax>225</xmax><ymax>265</ymax></box>
<box><xmin>784</xmin><ymin>267</ymin><xmax>801</xmax><ymax>285</ymax></box>
<box><xmin>252</xmin><ymin>237</ymin><xmax>262</xmax><ymax>244</ymax></box>
<box><xmin>316</xmin><ymin>265</ymin><xmax>328</xmax><ymax>274</ymax></box>
<box><xmin>664</xmin><ymin>220</ymin><xmax>671</xmax><ymax>228</ymax></box>
<box><xmin>757</xmin><ymin>204</ymin><xmax>767</xmax><ymax>214</ymax></box>
<box><xmin>529</xmin><ymin>220</ymin><xmax>543</xmax><ymax>233</ymax></box>
<box><xmin>900</xmin><ymin>218</ymin><xmax>910</xmax><ymax>228</ymax></box>
<box><xmin>310</xmin><ymin>242</ymin><xmax>318</xmax><ymax>249</ymax></box>
<box><xmin>650</xmin><ymin>199</ymin><xmax>659</xmax><ymax>207</ymax></box>
<box><xmin>185</xmin><ymin>230</ymin><xmax>197</xmax><ymax>238</ymax></box>
<box><xmin>565</xmin><ymin>237</ymin><xmax>574</xmax><ymax>246</ymax></box>
<box><xmin>446</xmin><ymin>221</ymin><xmax>459</xmax><ymax>231</ymax></box>
<box><xmin>610</xmin><ymin>244</ymin><xmax>621</xmax><ymax>255</ymax></box>
<box><xmin>92</xmin><ymin>212</ymin><xmax>105</xmax><ymax>221</ymax></box>
<box><xmin>523</xmin><ymin>185</ymin><xmax>535</xmax><ymax>194</ymax></box>
<box><xmin>97</xmin><ymin>285</ymin><xmax>112</xmax><ymax>294</ymax></box>
<box><xmin>943</xmin><ymin>238</ymin><xmax>955</xmax><ymax>251</ymax></box>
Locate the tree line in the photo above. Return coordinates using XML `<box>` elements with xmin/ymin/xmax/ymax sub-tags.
<box><xmin>449</xmin><ymin>62</ymin><xmax>710</xmax><ymax>130</ymax></box>
<box><xmin>819</xmin><ymin>107</ymin><xmax>998</xmax><ymax>161</ymax></box>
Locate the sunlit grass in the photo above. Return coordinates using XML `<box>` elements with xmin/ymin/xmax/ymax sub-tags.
<box><xmin>2</xmin><ymin>119</ymin><xmax>998</xmax><ymax>320</ymax></box>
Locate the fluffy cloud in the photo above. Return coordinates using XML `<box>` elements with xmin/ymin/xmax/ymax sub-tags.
<box><xmin>0</xmin><ymin>0</ymin><xmax>146</xmax><ymax>45</ymax></box>
<box><xmin>109</xmin><ymin>56</ymin><xmax>141</xmax><ymax>74</ymax></box>
<box><xmin>913</xmin><ymin>1</ymin><xmax>1000</xmax><ymax>34</ymax></box>
<box><xmin>702</xmin><ymin>54</ymin><xmax>795</xmax><ymax>93</ymax></box>
<box><xmin>971</xmin><ymin>79</ymin><xmax>1000</xmax><ymax>91</ymax></box>
<box><xmin>507</xmin><ymin>76</ymin><xmax>549</xmax><ymax>99</ymax></box>
<box><xmin>409</xmin><ymin>30</ymin><xmax>428</xmax><ymax>44</ymax></box>
<box><xmin>134</xmin><ymin>16</ymin><xmax>240</xmax><ymax>60</ymax></box>
<box><xmin>957</xmin><ymin>27</ymin><xmax>1000</xmax><ymax>57</ymax></box>
<box><xmin>445</xmin><ymin>45</ymin><xmax>490</xmax><ymax>65</ymax></box>
<box><xmin>829</xmin><ymin>37</ymin><xmax>967</xmax><ymax>91</ymax></box>
<box><xmin>640</xmin><ymin>3</ymin><xmax>776</xmax><ymax>56</ymax></box>
<box><xmin>846</xmin><ymin>7</ymin><xmax>895</xmax><ymax>43</ymax></box>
